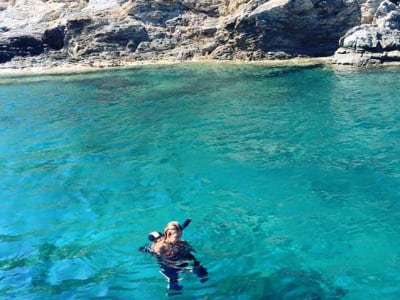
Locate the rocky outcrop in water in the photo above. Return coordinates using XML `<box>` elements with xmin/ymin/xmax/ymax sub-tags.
<box><xmin>0</xmin><ymin>0</ymin><xmax>400</xmax><ymax>68</ymax></box>
<box><xmin>333</xmin><ymin>0</ymin><xmax>400</xmax><ymax>66</ymax></box>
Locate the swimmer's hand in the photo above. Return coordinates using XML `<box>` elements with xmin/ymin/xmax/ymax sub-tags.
<box><xmin>193</xmin><ymin>261</ymin><xmax>208</xmax><ymax>278</ymax></box>
<box><xmin>139</xmin><ymin>245</ymin><xmax>151</xmax><ymax>253</ymax></box>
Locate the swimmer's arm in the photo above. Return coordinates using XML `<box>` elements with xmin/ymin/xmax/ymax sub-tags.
<box><xmin>139</xmin><ymin>242</ymin><xmax>159</xmax><ymax>255</ymax></box>
<box><xmin>185</xmin><ymin>252</ymin><xmax>198</xmax><ymax>262</ymax></box>
<box><xmin>188</xmin><ymin>254</ymin><xmax>208</xmax><ymax>279</ymax></box>
<box><xmin>182</xmin><ymin>247</ymin><xmax>208</xmax><ymax>278</ymax></box>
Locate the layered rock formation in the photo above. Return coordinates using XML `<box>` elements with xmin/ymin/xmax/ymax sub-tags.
<box><xmin>0</xmin><ymin>0</ymin><xmax>399</xmax><ymax>68</ymax></box>
<box><xmin>333</xmin><ymin>0</ymin><xmax>400</xmax><ymax>66</ymax></box>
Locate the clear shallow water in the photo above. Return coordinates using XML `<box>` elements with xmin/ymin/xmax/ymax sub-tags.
<box><xmin>1</xmin><ymin>64</ymin><xmax>400</xmax><ymax>299</ymax></box>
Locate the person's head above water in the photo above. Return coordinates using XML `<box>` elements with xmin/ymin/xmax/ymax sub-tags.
<box><xmin>163</xmin><ymin>221</ymin><xmax>182</xmax><ymax>244</ymax></box>
<box><xmin>147</xmin><ymin>219</ymin><xmax>191</xmax><ymax>243</ymax></box>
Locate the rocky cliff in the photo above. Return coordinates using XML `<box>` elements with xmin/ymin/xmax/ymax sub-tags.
<box><xmin>334</xmin><ymin>0</ymin><xmax>400</xmax><ymax>65</ymax></box>
<box><xmin>0</xmin><ymin>0</ymin><xmax>400</xmax><ymax>69</ymax></box>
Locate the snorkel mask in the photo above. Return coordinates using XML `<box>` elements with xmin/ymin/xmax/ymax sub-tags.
<box><xmin>148</xmin><ymin>219</ymin><xmax>191</xmax><ymax>241</ymax></box>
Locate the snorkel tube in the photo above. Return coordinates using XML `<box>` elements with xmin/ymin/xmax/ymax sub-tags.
<box><xmin>180</xmin><ymin>218</ymin><xmax>191</xmax><ymax>231</ymax></box>
<box><xmin>148</xmin><ymin>218</ymin><xmax>191</xmax><ymax>242</ymax></box>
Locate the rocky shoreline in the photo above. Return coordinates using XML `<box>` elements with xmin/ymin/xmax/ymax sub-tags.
<box><xmin>0</xmin><ymin>56</ymin><xmax>336</xmax><ymax>77</ymax></box>
<box><xmin>1</xmin><ymin>0</ymin><xmax>400</xmax><ymax>72</ymax></box>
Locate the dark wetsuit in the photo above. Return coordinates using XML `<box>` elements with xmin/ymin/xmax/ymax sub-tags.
<box><xmin>157</xmin><ymin>241</ymin><xmax>194</xmax><ymax>288</ymax></box>
<box><xmin>141</xmin><ymin>240</ymin><xmax>208</xmax><ymax>291</ymax></box>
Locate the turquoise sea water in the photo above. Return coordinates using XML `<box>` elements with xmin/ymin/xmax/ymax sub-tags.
<box><xmin>1</xmin><ymin>64</ymin><xmax>400</xmax><ymax>299</ymax></box>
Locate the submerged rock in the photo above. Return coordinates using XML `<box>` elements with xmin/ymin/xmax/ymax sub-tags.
<box><xmin>0</xmin><ymin>0</ymin><xmax>399</xmax><ymax>68</ymax></box>
<box><xmin>218</xmin><ymin>268</ymin><xmax>346</xmax><ymax>299</ymax></box>
<box><xmin>263</xmin><ymin>268</ymin><xmax>346</xmax><ymax>299</ymax></box>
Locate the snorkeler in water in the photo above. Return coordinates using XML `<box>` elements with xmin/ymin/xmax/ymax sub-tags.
<box><xmin>139</xmin><ymin>219</ymin><xmax>208</xmax><ymax>292</ymax></box>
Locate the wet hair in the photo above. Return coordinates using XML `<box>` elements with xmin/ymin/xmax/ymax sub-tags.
<box><xmin>164</xmin><ymin>221</ymin><xmax>181</xmax><ymax>238</ymax></box>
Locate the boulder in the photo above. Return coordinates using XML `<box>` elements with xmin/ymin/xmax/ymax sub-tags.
<box><xmin>333</xmin><ymin>0</ymin><xmax>400</xmax><ymax>65</ymax></box>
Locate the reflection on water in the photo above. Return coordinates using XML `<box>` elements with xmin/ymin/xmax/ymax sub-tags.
<box><xmin>1</xmin><ymin>64</ymin><xmax>400</xmax><ymax>299</ymax></box>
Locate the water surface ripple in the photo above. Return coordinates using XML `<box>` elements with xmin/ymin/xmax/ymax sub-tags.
<box><xmin>1</xmin><ymin>65</ymin><xmax>400</xmax><ymax>299</ymax></box>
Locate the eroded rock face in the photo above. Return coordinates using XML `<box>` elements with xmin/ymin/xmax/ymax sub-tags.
<box><xmin>333</xmin><ymin>0</ymin><xmax>400</xmax><ymax>66</ymax></box>
<box><xmin>229</xmin><ymin>0</ymin><xmax>360</xmax><ymax>59</ymax></box>
<box><xmin>0</xmin><ymin>0</ymin><xmax>398</xmax><ymax>67</ymax></box>
<box><xmin>0</xmin><ymin>35</ymin><xmax>44</xmax><ymax>63</ymax></box>
<box><xmin>360</xmin><ymin>0</ymin><xmax>385</xmax><ymax>23</ymax></box>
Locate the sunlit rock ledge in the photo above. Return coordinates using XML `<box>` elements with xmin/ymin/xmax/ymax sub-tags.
<box><xmin>0</xmin><ymin>57</ymin><xmax>336</xmax><ymax>78</ymax></box>
<box><xmin>1</xmin><ymin>0</ymin><xmax>400</xmax><ymax>70</ymax></box>
<box><xmin>332</xmin><ymin>0</ymin><xmax>400</xmax><ymax>66</ymax></box>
